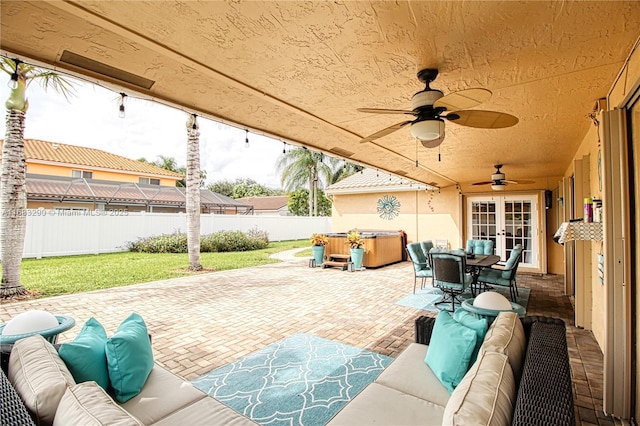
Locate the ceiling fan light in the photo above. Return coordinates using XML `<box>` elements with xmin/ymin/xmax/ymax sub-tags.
<box><xmin>411</xmin><ymin>119</ymin><xmax>444</xmax><ymax>142</ymax></box>
<box><xmin>491</xmin><ymin>183</ymin><xmax>506</xmax><ymax>191</ymax></box>
<box><xmin>420</xmin><ymin>134</ymin><xmax>445</xmax><ymax>148</ymax></box>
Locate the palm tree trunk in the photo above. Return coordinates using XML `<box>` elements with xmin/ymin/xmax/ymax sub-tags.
<box><xmin>1</xmin><ymin>109</ymin><xmax>28</xmax><ymax>297</ymax></box>
<box><xmin>313</xmin><ymin>172</ymin><xmax>318</xmax><ymax>217</ymax></box>
<box><xmin>308</xmin><ymin>174</ymin><xmax>313</xmax><ymax>217</ymax></box>
<box><xmin>186</xmin><ymin>120</ymin><xmax>202</xmax><ymax>271</ymax></box>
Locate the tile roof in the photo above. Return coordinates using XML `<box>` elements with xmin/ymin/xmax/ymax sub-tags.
<box><xmin>25</xmin><ymin>174</ymin><xmax>252</xmax><ymax>209</ymax></box>
<box><xmin>1</xmin><ymin>139</ymin><xmax>183</xmax><ymax>179</ymax></box>
<box><xmin>236</xmin><ymin>196</ymin><xmax>289</xmax><ymax>211</ymax></box>
<box><xmin>326</xmin><ymin>168</ymin><xmax>436</xmax><ymax>194</ymax></box>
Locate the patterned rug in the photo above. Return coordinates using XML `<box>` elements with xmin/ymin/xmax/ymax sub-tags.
<box><xmin>396</xmin><ymin>284</ymin><xmax>530</xmax><ymax>313</ymax></box>
<box><xmin>191</xmin><ymin>333</ymin><xmax>393</xmax><ymax>426</ymax></box>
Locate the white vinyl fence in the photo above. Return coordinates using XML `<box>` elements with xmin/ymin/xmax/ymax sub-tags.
<box><xmin>16</xmin><ymin>212</ymin><xmax>331</xmax><ymax>259</ymax></box>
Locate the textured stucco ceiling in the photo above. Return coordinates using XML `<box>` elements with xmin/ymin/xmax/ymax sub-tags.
<box><xmin>1</xmin><ymin>1</ymin><xmax>639</xmax><ymax>189</ymax></box>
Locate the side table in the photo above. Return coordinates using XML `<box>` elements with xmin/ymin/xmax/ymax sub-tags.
<box><xmin>461</xmin><ymin>298</ymin><xmax>526</xmax><ymax>324</ymax></box>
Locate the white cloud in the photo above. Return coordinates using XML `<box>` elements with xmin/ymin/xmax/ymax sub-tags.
<box><xmin>0</xmin><ymin>75</ymin><xmax>285</xmax><ymax>188</ymax></box>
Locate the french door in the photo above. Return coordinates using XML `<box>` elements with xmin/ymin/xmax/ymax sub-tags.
<box><xmin>466</xmin><ymin>195</ymin><xmax>538</xmax><ymax>269</ymax></box>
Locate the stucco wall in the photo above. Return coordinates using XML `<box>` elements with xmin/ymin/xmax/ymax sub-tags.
<box><xmin>27</xmin><ymin>163</ymin><xmax>179</xmax><ymax>186</ymax></box>
<box><xmin>330</xmin><ymin>186</ymin><xmax>462</xmax><ymax>248</ymax></box>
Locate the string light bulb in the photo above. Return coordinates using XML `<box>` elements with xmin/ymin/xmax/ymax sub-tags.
<box><xmin>245</xmin><ymin>129</ymin><xmax>249</xmax><ymax>148</ymax></box>
<box><xmin>7</xmin><ymin>59</ymin><xmax>21</xmax><ymax>90</ymax></box>
<box><xmin>118</xmin><ymin>93</ymin><xmax>127</xmax><ymax>118</ymax></box>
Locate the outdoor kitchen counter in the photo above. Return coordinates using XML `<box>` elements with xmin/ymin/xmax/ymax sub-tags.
<box><xmin>325</xmin><ymin>231</ymin><xmax>406</xmax><ymax>268</ymax></box>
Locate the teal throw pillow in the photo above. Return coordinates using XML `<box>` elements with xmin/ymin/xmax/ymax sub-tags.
<box><xmin>453</xmin><ymin>309</ymin><xmax>489</xmax><ymax>364</ymax></box>
<box><xmin>425</xmin><ymin>310</ymin><xmax>477</xmax><ymax>393</ymax></box>
<box><xmin>59</xmin><ymin>317</ymin><xmax>109</xmax><ymax>389</ymax></box>
<box><xmin>105</xmin><ymin>313</ymin><xmax>154</xmax><ymax>403</ymax></box>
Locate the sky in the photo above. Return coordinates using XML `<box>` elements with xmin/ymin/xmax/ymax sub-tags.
<box><xmin>0</xmin><ymin>74</ymin><xmax>287</xmax><ymax>189</ymax></box>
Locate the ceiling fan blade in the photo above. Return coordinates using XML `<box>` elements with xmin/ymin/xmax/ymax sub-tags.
<box><xmin>449</xmin><ymin>110</ymin><xmax>519</xmax><ymax>129</ymax></box>
<box><xmin>359</xmin><ymin>121</ymin><xmax>413</xmax><ymax>143</ymax></box>
<box><xmin>471</xmin><ymin>181</ymin><xmax>494</xmax><ymax>186</ymax></box>
<box><xmin>357</xmin><ymin>107</ymin><xmax>416</xmax><ymax>115</ymax></box>
<box><xmin>503</xmin><ymin>179</ymin><xmax>535</xmax><ymax>185</ymax></box>
<box><xmin>433</xmin><ymin>88</ymin><xmax>492</xmax><ymax>111</ymax></box>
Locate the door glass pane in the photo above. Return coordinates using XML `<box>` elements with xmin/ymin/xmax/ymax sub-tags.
<box><xmin>504</xmin><ymin>200</ymin><xmax>533</xmax><ymax>264</ymax></box>
<box><xmin>470</xmin><ymin>201</ymin><xmax>497</xmax><ymax>250</ymax></box>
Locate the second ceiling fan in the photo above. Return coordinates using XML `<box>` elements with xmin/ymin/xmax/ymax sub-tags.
<box><xmin>472</xmin><ymin>164</ymin><xmax>534</xmax><ymax>190</ymax></box>
<box><xmin>358</xmin><ymin>68</ymin><xmax>518</xmax><ymax>147</ymax></box>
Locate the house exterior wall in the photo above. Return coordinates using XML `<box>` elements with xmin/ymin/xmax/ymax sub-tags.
<box><xmin>567</xmin><ymin>123</ymin><xmax>605</xmax><ymax>347</ymax></box>
<box><xmin>26</xmin><ymin>162</ymin><xmax>179</xmax><ymax>186</ymax></box>
<box><xmin>330</xmin><ymin>186</ymin><xmax>462</xmax><ymax>249</ymax></box>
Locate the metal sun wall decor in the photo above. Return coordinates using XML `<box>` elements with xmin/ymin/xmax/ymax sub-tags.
<box><xmin>377</xmin><ymin>195</ymin><xmax>401</xmax><ymax>220</ymax></box>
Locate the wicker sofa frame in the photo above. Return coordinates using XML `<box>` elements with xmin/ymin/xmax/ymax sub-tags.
<box><xmin>415</xmin><ymin>314</ymin><xmax>576</xmax><ymax>425</ymax></box>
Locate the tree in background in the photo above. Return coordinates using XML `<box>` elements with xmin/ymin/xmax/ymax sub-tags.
<box><xmin>330</xmin><ymin>160</ymin><xmax>364</xmax><ymax>184</ymax></box>
<box><xmin>207</xmin><ymin>179</ymin><xmax>235</xmax><ymax>197</ymax></box>
<box><xmin>206</xmin><ymin>178</ymin><xmax>283</xmax><ymax>198</ymax></box>
<box><xmin>138</xmin><ymin>155</ymin><xmax>207</xmax><ymax>187</ymax></box>
<box><xmin>232</xmin><ymin>178</ymin><xmax>281</xmax><ymax>198</ymax></box>
<box><xmin>277</xmin><ymin>148</ymin><xmax>332</xmax><ymax>216</ymax></box>
<box><xmin>288</xmin><ymin>188</ymin><xmax>332</xmax><ymax>216</ymax></box>
<box><xmin>0</xmin><ymin>58</ymin><xmax>74</xmax><ymax>298</ymax></box>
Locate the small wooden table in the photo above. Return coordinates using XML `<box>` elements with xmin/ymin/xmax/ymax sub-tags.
<box><xmin>465</xmin><ymin>254</ymin><xmax>501</xmax><ymax>295</ymax></box>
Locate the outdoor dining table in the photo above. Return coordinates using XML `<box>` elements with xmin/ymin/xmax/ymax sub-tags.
<box><xmin>465</xmin><ymin>254</ymin><xmax>501</xmax><ymax>295</ymax></box>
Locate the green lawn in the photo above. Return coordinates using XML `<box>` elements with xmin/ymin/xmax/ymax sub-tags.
<box><xmin>9</xmin><ymin>240</ymin><xmax>307</xmax><ymax>299</ymax></box>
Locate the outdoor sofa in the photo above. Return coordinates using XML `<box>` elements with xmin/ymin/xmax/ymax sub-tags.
<box><xmin>329</xmin><ymin>313</ymin><xmax>575</xmax><ymax>425</ymax></box>
<box><xmin>2</xmin><ymin>313</ymin><xmax>574</xmax><ymax>425</ymax></box>
<box><xmin>1</xmin><ymin>332</ymin><xmax>256</xmax><ymax>426</ymax></box>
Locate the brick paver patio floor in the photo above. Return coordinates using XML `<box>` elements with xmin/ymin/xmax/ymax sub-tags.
<box><xmin>1</xmin><ymin>253</ymin><xmax>607</xmax><ymax>425</ymax></box>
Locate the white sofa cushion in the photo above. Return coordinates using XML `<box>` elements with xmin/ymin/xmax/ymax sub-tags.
<box><xmin>327</xmin><ymin>382</ymin><xmax>446</xmax><ymax>425</ymax></box>
<box><xmin>53</xmin><ymin>381</ymin><xmax>143</xmax><ymax>426</ymax></box>
<box><xmin>442</xmin><ymin>351</ymin><xmax>516</xmax><ymax>426</ymax></box>
<box><xmin>118</xmin><ymin>364</ymin><xmax>206</xmax><ymax>424</ymax></box>
<box><xmin>480</xmin><ymin>312</ymin><xmax>526</xmax><ymax>380</ymax></box>
<box><xmin>153</xmin><ymin>397</ymin><xmax>258</xmax><ymax>426</ymax></box>
<box><xmin>375</xmin><ymin>343</ymin><xmax>451</xmax><ymax>407</ymax></box>
<box><xmin>8</xmin><ymin>334</ymin><xmax>76</xmax><ymax>425</ymax></box>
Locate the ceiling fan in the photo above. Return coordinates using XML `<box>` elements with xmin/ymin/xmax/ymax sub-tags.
<box><xmin>357</xmin><ymin>68</ymin><xmax>518</xmax><ymax>147</ymax></box>
<box><xmin>472</xmin><ymin>164</ymin><xmax>534</xmax><ymax>190</ymax></box>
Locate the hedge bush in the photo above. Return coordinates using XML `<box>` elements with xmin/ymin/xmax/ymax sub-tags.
<box><xmin>126</xmin><ymin>228</ymin><xmax>269</xmax><ymax>253</ymax></box>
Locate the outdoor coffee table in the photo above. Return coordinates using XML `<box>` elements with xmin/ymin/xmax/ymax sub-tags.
<box><xmin>465</xmin><ymin>254</ymin><xmax>500</xmax><ymax>295</ymax></box>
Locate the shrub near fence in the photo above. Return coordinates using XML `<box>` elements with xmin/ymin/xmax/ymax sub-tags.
<box><xmin>128</xmin><ymin>229</ymin><xmax>269</xmax><ymax>253</ymax></box>
<box><xmin>14</xmin><ymin>212</ymin><xmax>331</xmax><ymax>259</ymax></box>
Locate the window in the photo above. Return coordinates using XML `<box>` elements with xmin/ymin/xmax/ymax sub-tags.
<box><xmin>139</xmin><ymin>177</ymin><xmax>160</xmax><ymax>185</ymax></box>
<box><xmin>72</xmin><ymin>170</ymin><xmax>93</xmax><ymax>179</ymax></box>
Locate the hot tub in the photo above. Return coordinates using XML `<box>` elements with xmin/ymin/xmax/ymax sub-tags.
<box><xmin>325</xmin><ymin>230</ymin><xmax>406</xmax><ymax>268</ymax></box>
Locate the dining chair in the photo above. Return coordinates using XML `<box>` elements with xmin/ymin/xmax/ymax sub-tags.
<box><xmin>466</xmin><ymin>239</ymin><xmax>494</xmax><ymax>255</ymax></box>
<box><xmin>419</xmin><ymin>240</ymin><xmax>434</xmax><ymax>263</ymax></box>
<box><xmin>406</xmin><ymin>242</ymin><xmax>433</xmax><ymax>293</ymax></box>
<box><xmin>428</xmin><ymin>249</ymin><xmax>473</xmax><ymax>312</ymax></box>
<box><xmin>477</xmin><ymin>244</ymin><xmax>523</xmax><ymax>301</ymax></box>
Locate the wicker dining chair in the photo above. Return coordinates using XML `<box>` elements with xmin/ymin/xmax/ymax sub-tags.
<box><xmin>428</xmin><ymin>250</ymin><xmax>473</xmax><ymax>312</ymax></box>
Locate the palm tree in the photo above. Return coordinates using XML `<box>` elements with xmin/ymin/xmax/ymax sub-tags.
<box><xmin>276</xmin><ymin>148</ymin><xmax>332</xmax><ymax>216</ymax></box>
<box><xmin>328</xmin><ymin>158</ymin><xmax>364</xmax><ymax>184</ymax></box>
<box><xmin>185</xmin><ymin>114</ymin><xmax>202</xmax><ymax>271</ymax></box>
<box><xmin>0</xmin><ymin>58</ymin><xmax>74</xmax><ymax>298</ymax></box>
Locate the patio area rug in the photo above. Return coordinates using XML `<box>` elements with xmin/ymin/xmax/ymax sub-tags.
<box><xmin>396</xmin><ymin>285</ymin><xmax>530</xmax><ymax>313</ymax></box>
<box><xmin>191</xmin><ymin>333</ymin><xmax>393</xmax><ymax>426</ymax></box>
